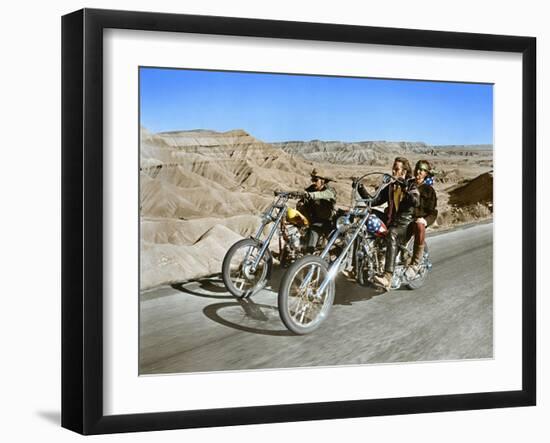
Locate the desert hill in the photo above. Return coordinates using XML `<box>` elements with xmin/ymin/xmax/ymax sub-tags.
<box><xmin>140</xmin><ymin>127</ymin><xmax>493</xmax><ymax>289</ymax></box>
<box><xmin>140</xmin><ymin>128</ymin><xmax>321</xmax><ymax>288</ymax></box>
<box><xmin>448</xmin><ymin>171</ymin><xmax>493</xmax><ymax>207</ymax></box>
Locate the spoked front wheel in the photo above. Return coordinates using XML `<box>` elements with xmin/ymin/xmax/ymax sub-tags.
<box><xmin>278</xmin><ymin>256</ymin><xmax>335</xmax><ymax>335</ymax></box>
<box><xmin>222</xmin><ymin>238</ymin><xmax>272</xmax><ymax>298</ymax></box>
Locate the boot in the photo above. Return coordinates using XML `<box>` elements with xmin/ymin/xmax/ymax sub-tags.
<box><xmin>405</xmin><ymin>243</ymin><xmax>425</xmax><ymax>280</ymax></box>
<box><xmin>373</xmin><ymin>271</ymin><xmax>393</xmax><ymax>290</ymax></box>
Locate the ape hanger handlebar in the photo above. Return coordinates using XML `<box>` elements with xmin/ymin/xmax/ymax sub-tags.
<box><xmin>350</xmin><ymin>172</ymin><xmax>403</xmax><ymax>206</ymax></box>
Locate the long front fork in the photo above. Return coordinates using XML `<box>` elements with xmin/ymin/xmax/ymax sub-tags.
<box><xmin>298</xmin><ymin>215</ymin><xmax>369</xmax><ymax>297</ymax></box>
<box><xmin>317</xmin><ymin>217</ymin><xmax>367</xmax><ymax>295</ymax></box>
<box><xmin>249</xmin><ymin>208</ymin><xmax>285</xmax><ymax>271</ymax></box>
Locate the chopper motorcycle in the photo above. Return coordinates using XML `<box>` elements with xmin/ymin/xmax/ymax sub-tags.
<box><xmin>277</xmin><ymin>172</ymin><xmax>432</xmax><ymax>335</ymax></box>
<box><xmin>221</xmin><ymin>191</ymin><xmax>326</xmax><ymax>298</ymax></box>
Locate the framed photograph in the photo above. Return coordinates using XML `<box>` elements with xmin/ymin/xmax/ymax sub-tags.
<box><xmin>62</xmin><ymin>8</ymin><xmax>536</xmax><ymax>435</ymax></box>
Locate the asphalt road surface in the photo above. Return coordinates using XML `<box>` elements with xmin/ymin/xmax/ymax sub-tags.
<box><xmin>140</xmin><ymin>222</ymin><xmax>493</xmax><ymax>374</ymax></box>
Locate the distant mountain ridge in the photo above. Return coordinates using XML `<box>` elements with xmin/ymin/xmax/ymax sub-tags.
<box><xmin>272</xmin><ymin>140</ymin><xmax>431</xmax><ymax>165</ymax></box>
<box><xmin>271</xmin><ymin>140</ymin><xmax>493</xmax><ymax>164</ymax></box>
<box><xmin>433</xmin><ymin>144</ymin><xmax>493</xmax><ymax>150</ymax></box>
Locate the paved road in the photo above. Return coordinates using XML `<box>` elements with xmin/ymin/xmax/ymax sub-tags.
<box><xmin>140</xmin><ymin>222</ymin><xmax>493</xmax><ymax>374</ymax></box>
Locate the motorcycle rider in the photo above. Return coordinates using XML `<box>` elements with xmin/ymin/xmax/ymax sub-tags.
<box><xmin>357</xmin><ymin>157</ymin><xmax>420</xmax><ymax>290</ymax></box>
<box><xmin>404</xmin><ymin>160</ymin><xmax>438</xmax><ymax>279</ymax></box>
<box><xmin>296</xmin><ymin>168</ymin><xmax>337</xmax><ymax>253</ymax></box>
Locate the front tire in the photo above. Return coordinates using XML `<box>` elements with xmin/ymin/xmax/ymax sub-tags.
<box><xmin>222</xmin><ymin>238</ymin><xmax>272</xmax><ymax>298</ymax></box>
<box><xmin>278</xmin><ymin>256</ymin><xmax>335</xmax><ymax>335</ymax></box>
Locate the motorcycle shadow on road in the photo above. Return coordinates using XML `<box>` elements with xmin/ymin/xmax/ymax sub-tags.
<box><xmin>332</xmin><ymin>273</ymin><xmax>386</xmax><ymax>306</ymax></box>
<box><xmin>171</xmin><ymin>266</ymin><xmax>294</xmax><ymax>336</ymax></box>
<box><xmin>171</xmin><ymin>276</ymin><xmax>234</xmax><ymax>299</ymax></box>
<box><xmin>202</xmin><ymin>300</ymin><xmax>294</xmax><ymax>337</ymax></box>
<box><xmin>170</xmin><ymin>265</ymin><xmax>384</xmax><ymax>336</ymax></box>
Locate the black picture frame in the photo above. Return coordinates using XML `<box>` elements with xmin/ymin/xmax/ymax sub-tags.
<box><xmin>62</xmin><ymin>8</ymin><xmax>536</xmax><ymax>435</ymax></box>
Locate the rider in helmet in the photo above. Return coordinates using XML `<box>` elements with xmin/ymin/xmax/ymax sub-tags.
<box><xmin>404</xmin><ymin>160</ymin><xmax>438</xmax><ymax>279</ymax></box>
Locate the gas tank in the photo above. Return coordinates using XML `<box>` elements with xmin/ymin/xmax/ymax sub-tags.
<box><xmin>366</xmin><ymin>214</ymin><xmax>388</xmax><ymax>237</ymax></box>
<box><xmin>286</xmin><ymin>207</ymin><xmax>309</xmax><ymax>227</ymax></box>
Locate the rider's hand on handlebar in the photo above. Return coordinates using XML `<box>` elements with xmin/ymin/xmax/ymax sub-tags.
<box><xmin>284</xmin><ymin>191</ymin><xmax>302</xmax><ymax>199</ymax></box>
<box><xmin>393</xmin><ymin>176</ymin><xmax>407</xmax><ymax>188</ymax></box>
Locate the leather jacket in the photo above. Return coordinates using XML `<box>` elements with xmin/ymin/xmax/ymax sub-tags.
<box><xmin>359</xmin><ymin>178</ymin><xmax>420</xmax><ymax>227</ymax></box>
<box><xmin>415</xmin><ymin>182</ymin><xmax>438</xmax><ymax>226</ymax></box>
<box><xmin>299</xmin><ymin>184</ymin><xmax>337</xmax><ymax>223</ymax></box>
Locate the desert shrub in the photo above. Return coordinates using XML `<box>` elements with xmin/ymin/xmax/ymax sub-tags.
<box><xmin>435</xmin><ymin>203</ymin><xmax>492</xmax><ymax>229</ymax></box>
<box><xmin>436</xmin><ymin>209</ymin><xmax>453</xmax><ymax>228</ymax></box>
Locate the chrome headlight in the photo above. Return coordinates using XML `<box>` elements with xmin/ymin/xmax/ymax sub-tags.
<box><xmin>336</xmin><ymin>216</ymin><xmax>351</xmax><ymax>232</ymax></box>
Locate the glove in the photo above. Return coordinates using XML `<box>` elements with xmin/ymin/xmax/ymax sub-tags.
<box><xmin>394</xmin><ymin>177</ymin><xmax>406</xmax><ymax>188</ymax></box>
<box><xmin>289</xmin><ymin>191</ymin><xmax>306</xmax><ymax>199</ymax></box>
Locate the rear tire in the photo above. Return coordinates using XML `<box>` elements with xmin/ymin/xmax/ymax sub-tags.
<box><xmin>356</xmin><ymin>249</ymin><xmax>369</xmax><ymax>287</ymax></box>
<box><xmin>278</xmin><ymin>256</ymin><xmax>335</xmax><ymax>335</ymax></box>
<box><xmin>355</xmin><ymin>237</ymin><xmax>381</xmax><ymax>287</ymax></box>
<box><xmin>407</xmin><ymin>243</ymin><xmax>430</xmax><ymax>290</ymax></box>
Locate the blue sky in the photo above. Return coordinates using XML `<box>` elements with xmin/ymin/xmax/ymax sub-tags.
<box><xmin>140</xmin><ymin>67</ymin><xmax>493</xmax><ymax>146</ymax></box>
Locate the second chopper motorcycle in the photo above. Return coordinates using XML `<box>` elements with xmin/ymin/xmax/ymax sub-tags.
<box><xmin>277</xmin><ymin>172</ymin><xmax>432</xmax><ymax>335</ymax></box>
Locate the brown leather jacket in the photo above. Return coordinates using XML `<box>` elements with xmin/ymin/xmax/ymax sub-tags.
<box><xmin>415</xmin><ymin>183</ymin><xmax>438</xmax><ymax>226</ymax></box>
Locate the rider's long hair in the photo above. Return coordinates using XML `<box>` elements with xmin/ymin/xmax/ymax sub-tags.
<box><xmin>393</xmin><ymin>157</ymin><xmax>413</xmax><ymax>179</ymax></box>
